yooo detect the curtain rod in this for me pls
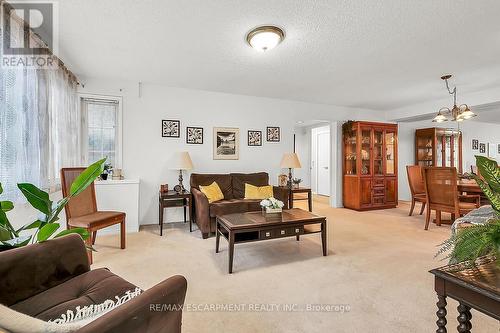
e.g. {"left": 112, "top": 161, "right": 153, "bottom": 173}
{"left": 0, "top": 0, "right": 80, "bottom": 85}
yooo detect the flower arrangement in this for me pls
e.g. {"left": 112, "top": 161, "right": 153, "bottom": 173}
{"left": 260, "top": 197, "right": 284, "bottom": 214}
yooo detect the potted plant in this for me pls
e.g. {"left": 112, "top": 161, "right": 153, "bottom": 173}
{"left": 260, "top": 197, "right": 285, "bottom": 214}
{"left": 437, "top": 156, "right": 500, "bottom": 267}
{"left": 101, "top": 162, "right": 112, "bottom": 180}
{"left": 0, "top": 158, "right": 106, "bottom": 251}
{"left": 292, "top": 178, "right": 302, "bottom": 189}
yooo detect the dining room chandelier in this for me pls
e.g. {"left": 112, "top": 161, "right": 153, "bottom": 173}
{"left": 432, "top": 75, "right": 476, "bottom": 122}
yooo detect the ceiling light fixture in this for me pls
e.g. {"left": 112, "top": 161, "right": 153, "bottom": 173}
{"left": 433, "top": 75, "right": 477, "bottom": 123}
{"left": 246, "top": 25, "right": 285, "bottom": 52}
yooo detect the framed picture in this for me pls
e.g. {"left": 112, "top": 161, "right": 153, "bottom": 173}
{"left": 488, "top": 143, "right": 497, "bottom": 158}
{"left": 278, "top": 174, "right": 288, "bottom": 187}
{"left": 479, "top": 143, "right": 486, "bottom": 154}
{"left": 213, "top": 127, "right": 239, "bottom": 160}
{"left": 472, "top": 139, "right": 479, "bottom": 150}
{"left": 162, "top": 120, "right": 180, "bottom": 138}
{"left": 267, "top": 126, "right": 280, "bottom": 142}
{"left": 248, "top": 130, "right": 262, "bottom": 146}
{"left": 186, "top": 127, "right": 203, "bottom": 144}
{"left": 498, "top": 144, "right": 500, "bottom": 154}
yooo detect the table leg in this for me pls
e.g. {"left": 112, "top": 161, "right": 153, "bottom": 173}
{"left": 289, "top": 191, "right": 294, "bottom": 209}
{"left": 296, "top": 235, "right": 300, "bottom": 241}
{"left": 159, "top": 202, "right": 163, "bottom": 236}
{"left": 228, "top": 231, "right": 235, "bottom": 274}
{"left": 215, "top": 219, "right": 220, "bottom": 253}
{"left": 308, "top": 191, "right": 312, "bottom": 212}
{"left": 189, "top": 198, "right": 193, "bottom": 232}
{"left": 183, "top": 198, "right": 187, "bottom": 223}
{"left": 457, "top": 303, "right": 472, "bottom": 333}
{"left": 436, "top": 295, "right": 447, "bottom": 333}
{"left": 321, "top": 221, "right": 327, "bottom": 256}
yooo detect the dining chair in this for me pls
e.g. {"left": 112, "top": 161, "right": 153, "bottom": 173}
{"left": 61, "top": 168, "right": 126, "bottom": 264}
{"left": 406, "top": 165, "right": 426, "bottom": 216}
{"left": 422, "top": 167, "right": 480, "bottom": 230}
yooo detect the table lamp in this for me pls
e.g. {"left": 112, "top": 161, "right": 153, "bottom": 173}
{"left": 280, "top": 153, "right": 302, "bottom": 188}
{"left": 170, "top": 151, "right": 194, "bottom": 193}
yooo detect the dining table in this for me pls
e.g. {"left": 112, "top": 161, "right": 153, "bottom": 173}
{"left": 457, "top": 178, "right": 483, "bottom": 195}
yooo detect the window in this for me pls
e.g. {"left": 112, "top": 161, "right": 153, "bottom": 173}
{"left": 81, "top": 96, "right": 122, "bottom": 168}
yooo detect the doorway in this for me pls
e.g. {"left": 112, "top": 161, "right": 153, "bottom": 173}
{"left": 311, "top": 125, "right": 330, "bottom": 196}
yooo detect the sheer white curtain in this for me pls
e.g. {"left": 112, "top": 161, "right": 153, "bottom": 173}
{"left": 0, "top": 5, "right": 80, "bottom": 201}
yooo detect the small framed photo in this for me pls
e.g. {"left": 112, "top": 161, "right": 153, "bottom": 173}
{"left": 267, "top": 126, "right": 280, "bottom": 142}
{"left": 479, "top": 143, "right": 486, "bottom": 154}
{"left": 186, "top": 127, "right": 203, "bottom": 144}
{"left": 498, "top": 144, "right": 500, "bottom": 154}
{"left": 247, "top": 130, "right": 262, "bottom": 146}
{"left": 472, "top": 139, "right": 479, "bottom": 150}
{"left": 162, "top": 120, "right": 180, "bottom": 138}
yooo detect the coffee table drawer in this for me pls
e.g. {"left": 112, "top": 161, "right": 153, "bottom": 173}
{"left": 260, "top": 230, "right": 274, "bottom": 239}
{"left": 273, "top": 226, "right": 304, "bottom": 238}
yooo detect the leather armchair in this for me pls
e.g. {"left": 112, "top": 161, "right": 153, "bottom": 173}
{"left": 0, "top": 234, "right": 187, "bottom": 333}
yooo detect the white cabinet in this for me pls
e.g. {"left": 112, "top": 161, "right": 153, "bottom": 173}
{"left": 94, "top": 179, "right": 140, "bottom": 234}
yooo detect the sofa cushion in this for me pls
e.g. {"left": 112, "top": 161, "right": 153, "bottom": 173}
{"left": 190, "top": 173, "right": 233, "bottom": 199}
{"left": 209, "top": 199, "right": 263, "bottom": 217}
{"left": 199, "top": 181, "right": 224, "bottom": 203}
{"left": 231, "top": 172, "right": 269, "bottom": 199}
{"left": 11, "top": 268, "right": 137, "bottom": 321}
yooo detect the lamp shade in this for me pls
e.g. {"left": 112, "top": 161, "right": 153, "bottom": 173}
{"left": 280, "top": 153, "right": 302, "bottom": 169}
{"left": 170, "top": 151, "right": 194, "bottom": 170}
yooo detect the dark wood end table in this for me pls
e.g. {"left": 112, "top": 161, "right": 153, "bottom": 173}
{"left": 159, "top": 190, "right": 192, "bottom": 236}
{"left": 215, "top": 208, "right": 327, "bottom": 273}
{"left": 430, "top": 257, "right": 500, "bottom": 332}
{"left": 281, "top": 187, "right": 312, "bottom": 211}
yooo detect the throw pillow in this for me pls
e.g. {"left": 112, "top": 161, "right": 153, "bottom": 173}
{"left": 244, "top": 183, "right": 274, "bottom": 200}
{"left": 199, "top": 182, "right": 224, "bottom": 203}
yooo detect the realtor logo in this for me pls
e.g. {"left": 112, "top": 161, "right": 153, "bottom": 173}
{"left": 1, "top": 1, "right": 58, "bottom": 68}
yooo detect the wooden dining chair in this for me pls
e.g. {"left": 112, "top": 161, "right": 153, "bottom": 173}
{"left": 406, "top": 165, "right": 426, "bottom": 216}
{"left": 422, "top": 167, "right": 480, "bottom": 230}
{"left": 61, "top": 168, "right": 126, "bottom": 264}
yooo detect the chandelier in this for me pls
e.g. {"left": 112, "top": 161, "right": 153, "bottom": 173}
{"left": 433, "top": 75, "right": 476, "bottom": 122}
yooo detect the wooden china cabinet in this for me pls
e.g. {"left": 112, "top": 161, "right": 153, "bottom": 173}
{"left": 415, "top": 127, "right": 462, "bottom": 173}
{"left": 343, "top": 121, "right": 398, "bottom": 210}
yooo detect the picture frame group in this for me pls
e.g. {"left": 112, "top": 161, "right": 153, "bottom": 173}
{"left": 162, "top": 119, "right": 281, "bottom": 160}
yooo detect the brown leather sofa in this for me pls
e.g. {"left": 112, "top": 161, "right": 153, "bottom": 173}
{"left": 190, "top": 172, "right": 289, "bottom": 239}
{"left": 0, "top": 234, "right": 187, "bottom": 333}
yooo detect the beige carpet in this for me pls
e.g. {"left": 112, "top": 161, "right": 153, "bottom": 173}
{"left": 92, "top": 198, "right": 498, "bottom": 332}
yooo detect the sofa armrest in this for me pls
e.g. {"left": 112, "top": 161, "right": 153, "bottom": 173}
{"left": 191, "top": 188, "right": 211, "bottom": 236}
{"left": 77, "top": 275, "right": 187, "bottom": 333}
{"left": 0, "top": 234, "right": 90, "bottom": 306}
{"left": 273, "top": 186, "right": 290, "bottom": 209}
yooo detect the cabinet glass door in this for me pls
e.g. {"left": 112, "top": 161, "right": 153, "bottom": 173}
{"left": 361, "top": 128, "right": 371, "bottom": 175}
{"left": 436, "top": 135, "right": 444, "bottom": 167}
{"left": 373, "top": 129, "right": 383, "bottom": 175}
{"left": 385, "top": 131, "right": 396, "bottom": 175}
{"left": 445, "top": 135, "right": 452, "bottom": 167}
{"left": 344, "top": 130, "right": 357, "bottom": 175}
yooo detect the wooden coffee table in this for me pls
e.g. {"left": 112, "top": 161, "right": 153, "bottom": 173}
{"left": 215, "top": 208, "right": 327, "bottom": 273}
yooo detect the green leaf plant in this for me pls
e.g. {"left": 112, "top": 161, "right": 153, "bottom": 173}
{"left": 436, "top": 156, "right": 500, "bottom": 267}
{"left": 0, "top": 158, "right": 106, "bottom": 250}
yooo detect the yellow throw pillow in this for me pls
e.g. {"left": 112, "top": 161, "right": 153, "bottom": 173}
{"left": 244, "top": 183, "right": 274, "bottom": 200}
{"left": 199, "top": 182, "right": 224, "bottom": 203}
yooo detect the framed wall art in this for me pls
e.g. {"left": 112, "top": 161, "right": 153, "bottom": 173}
{"left": 213, "top": 127, "right": 239, "bottom": 160}
{"left": 479, "top": 143, "right": 486, "bottom": 154}
{"left": 266, "top": 126, "right": 280, "bottom": 142}
{"left": 472, "top": 139, "right": 478, "bottom": 150}
{"left": 186, "top": 127, "right": 203, "bottom": 144}
{"left": 162, "top": 119, "right": 180, "bottom": 138}
{"left": 248, "top": 130, "right": 262, "bottom": 146}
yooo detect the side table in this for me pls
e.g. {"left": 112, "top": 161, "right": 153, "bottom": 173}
{"left": 159, "top": 190, "right": 192, "bottom": 236}
{"left": 282, "top": 187, "right": 312, "bottom": 212}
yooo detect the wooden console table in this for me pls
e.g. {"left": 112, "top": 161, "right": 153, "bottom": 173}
{"left": 158, "top": 190, "right": 192, "bottom": 236}
{"left": 430, "top": 257, "right": 499, "bottom": 332}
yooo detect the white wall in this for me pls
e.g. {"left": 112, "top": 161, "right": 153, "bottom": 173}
{"left": 78, "top": 77, "right": 380, "bottom": 225}
{"left": 398, "top": 119, "right": 500, "bottom": 201}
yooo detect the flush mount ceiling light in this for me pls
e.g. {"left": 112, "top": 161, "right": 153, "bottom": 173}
{"left": 432, "top": 75, "right": 477, "bottom": 123}
{"left": 246, "top": 25, "right": 285, "bottom": 52}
